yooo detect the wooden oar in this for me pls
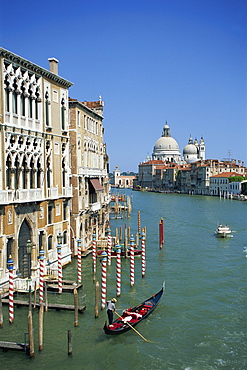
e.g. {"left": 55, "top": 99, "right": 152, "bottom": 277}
{"left": 114, "top": 311, "right": 153, "bottom": 343}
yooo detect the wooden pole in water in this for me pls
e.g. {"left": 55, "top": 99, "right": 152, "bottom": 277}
{"left": 0, "top": 294, "right": 3, "bottom": 327}
{"left": 138, "top": 211, "right": 141, "bottom": 236}
{"left": 92, "top": 233, "right": 97, "bottom": 282}
{"left": 119, "top": 226, "right": 122, "bottom": 242}
{"left": 128, "top": 227, "right": 131, "bottom": 243}
{"left": 124, "top": 224, "right": 128, "bottom": 258}
{"left": 68, "top": 330, "right": 72, "bottom": 356}
{"left": 28, "top": 286, "right": 34, "bottom": 357}
{"left": 115, "top": 228, "right": 119, "bottom": 243}
{"left": 95, "top": 281, "right": 99, "bottom": 318}
{"left": 39, "top": 304, "right": 44, "bottom": 351}
{"left": 33, "top": 281, "right": 37, "bottom": 309}
{"left": 74, "top": 288, "right": 78, "bottom": 327}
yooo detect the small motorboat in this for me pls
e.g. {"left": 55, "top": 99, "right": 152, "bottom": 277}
{"left": 103, "top": 282, "right": 165, "bottom": 335}
{"left": 215, "top": 224, "right": 232, "bottom": 238}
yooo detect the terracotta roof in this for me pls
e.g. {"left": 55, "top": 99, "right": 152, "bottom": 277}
{"left": 210, "top": 172, "right": 239, "bottom": 178}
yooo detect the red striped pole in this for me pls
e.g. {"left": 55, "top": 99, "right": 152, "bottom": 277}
{"left": 101, "top": 251, "right": 107, "bottom": 309}
{"left": 39, "top": 247, "right": 45, "bottom": 303}
{"left": 141, "top": 231, "right": 146, "bottom": 278}
{"left": 57, "top": 243, "right": 62, "bottom": 294}
{"left": 116, "top": 244, "right": 121, "bottom": 297}
{"left": 159, "top": 218, "right": 164, "bottom": 249}
{"left": 107, "top": 228, "right": 112, "bottom": 266}
{"left": 92, "top": 233, "right": 97, "bottom": 280}
{"left": 7, "top": 255, "right": 14, "bottom": 323}
{"left": 130, "top": 235, "right": 135, "bottom": 286}
{"left": 77, "top": 238, "right": 82, "bottom": 283}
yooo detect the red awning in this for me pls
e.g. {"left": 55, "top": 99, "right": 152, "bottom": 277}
{"left": 89, "top": 178, "right": 104, "bottom": 191}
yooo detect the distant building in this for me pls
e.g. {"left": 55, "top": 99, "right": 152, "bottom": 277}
{"left": 113, "top": 166, "right": 136, "bottom": 188}
{"left": 135, "top": 120, "right": 246, "bottom": 195}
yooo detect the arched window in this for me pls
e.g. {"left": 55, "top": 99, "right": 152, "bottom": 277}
{"left": 6, "top": 155, "right": 11, "bottom": 188}
{"left": 4, "top": 78, "right": 10, "bottom": 112}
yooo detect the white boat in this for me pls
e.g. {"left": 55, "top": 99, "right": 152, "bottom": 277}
{"left": 215, "top": 224, "right": 232, "bottom": 238}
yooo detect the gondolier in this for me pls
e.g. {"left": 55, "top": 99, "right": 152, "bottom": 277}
{"left": 104, "top": 282, "right": 165, "bottom": 335}
{"left": 107, "top": 298, "right": 117, "bottom": 326}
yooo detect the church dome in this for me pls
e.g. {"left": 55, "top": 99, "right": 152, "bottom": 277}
{"left": 154, "top": 136, "right": 179, "bottom": 152}
{"left": 152, "top": 122, "right": 181, "bottom": 163}
{"left": 183, "top": 143, "right": 197, "bottom": 155}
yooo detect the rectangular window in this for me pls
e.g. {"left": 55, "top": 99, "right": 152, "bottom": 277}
{"left": 77, "top": 110, "right": 80, "bottom": 127}
{"left": 53, "top": 90, "right": 58, "bottom": 102}
{"left": 56, "top": 203, "right": 60, "bottom": 216}
{"left": 48, "top": 204, "right": 53, "bottom": 224}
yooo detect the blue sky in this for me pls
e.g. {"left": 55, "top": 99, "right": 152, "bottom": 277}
{"left": 1, "top": 0, "right": 246, "bottom": 172}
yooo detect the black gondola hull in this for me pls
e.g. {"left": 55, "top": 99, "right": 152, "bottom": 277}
{"left": 103, "top": 283, "right": 164, "bottom": 335}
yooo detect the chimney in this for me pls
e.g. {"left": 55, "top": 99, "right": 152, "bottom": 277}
{"left": 48, "top": 57, "right": 59, "bottom": 75}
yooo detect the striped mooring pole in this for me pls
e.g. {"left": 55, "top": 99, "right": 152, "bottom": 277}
{"left": 101, "top": 251, "right": 107, "bottom": 310}
{"left": 92, "top": 233, "right": 97, "bottom": 279}
{"left": 39, "top": 247, "right": 45, "bottom": 303}
{"left": 141, "top": 230, "right": 146, "bottom": 278}
{"left": 116, "top": 244, "right": 121, "bottom": 297}
{"left": 107, "top": 228, "right": 112, "bottom": 266}
{"left": 7, "top": 255, "right": 14, "bottom": 323}
{"left": 130, "top": 235, "right": 135, "bottom": 286}
{"left": 57, "top": 237, "right": 63, "bottom": 294}
{"left": 77, "top": 238, "right": 82, "bottom": 283}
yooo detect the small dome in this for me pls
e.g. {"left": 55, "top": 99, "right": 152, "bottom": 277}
{"left": 183, "top": 144, "right": 197, "bottom": 155}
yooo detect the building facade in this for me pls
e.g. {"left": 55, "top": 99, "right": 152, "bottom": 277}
{"left": 113, "top": 166, "right": 136, "bottom": 188}
{"left": 0, "top": 48, "right": 73, "bottom": 290}
{"left": 69, "top": 98, "right": 110, "bottom": 253}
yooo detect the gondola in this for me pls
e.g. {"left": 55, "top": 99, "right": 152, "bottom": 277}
{"left": 103, "top": 282, "right": 165, "bottom": 335}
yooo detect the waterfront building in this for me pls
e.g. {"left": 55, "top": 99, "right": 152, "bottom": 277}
{"left": 113, "top": 166, "right": 136, "bottom": 188}
{"left": 0, "top": 48, "right": 73, "bottom": 290}
{"left": 69, "top": 97, "right": 110, "bottom": 253}
{"left": 209, "top": 172, "right": 244, "bottom": 197}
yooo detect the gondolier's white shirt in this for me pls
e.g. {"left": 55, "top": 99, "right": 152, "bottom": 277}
{"left": 107, "top": 301, "right": 115, "bottom": 311}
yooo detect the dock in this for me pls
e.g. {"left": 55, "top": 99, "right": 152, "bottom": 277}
{"left": 1, "top": 299, "right": 86, "bottom": 313}
{"left": 44, "top": 279, "right": 82, "bottom": 292}
{"left": 0, "top": 341, "right": 29, "bottom": 353}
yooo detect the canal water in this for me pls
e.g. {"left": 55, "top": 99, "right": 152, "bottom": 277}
{"left": 0, "top": 191, "right": 246, "bottom": 369}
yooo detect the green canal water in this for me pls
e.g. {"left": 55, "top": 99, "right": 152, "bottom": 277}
{"left": 0, "top": 191, "right": 246, "bottom": 369}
